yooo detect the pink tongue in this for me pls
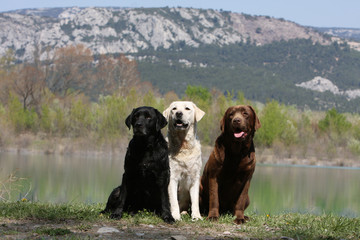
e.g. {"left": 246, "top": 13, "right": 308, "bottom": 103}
{"left": 234, "top": 132, "right": 245, "bottom": 138}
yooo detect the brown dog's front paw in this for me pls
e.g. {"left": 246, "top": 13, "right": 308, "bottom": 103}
{"left": 234, "top": 218, "right": 245, "bottom": 224}
{"left": 234, "top": 216, "right": 249, "bottom": 225}
{"left": 207, "top": 216, "right": 219, "bottom": 222}
{"left": 207, "top": 209, "right": 219, "bottom": 221}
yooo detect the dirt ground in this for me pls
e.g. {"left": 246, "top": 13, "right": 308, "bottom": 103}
{"left": 1, "top": 219, "right": 255, "bottom": 240}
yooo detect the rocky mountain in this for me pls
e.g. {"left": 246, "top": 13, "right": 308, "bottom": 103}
{"left": 315, "top": 27, "right": 360, "bottom": 41}
{"left": 296, "top": 76, "right": 360, "bottom": 100}
{"left": 1, "top": 7, "right": 330, "bottom": 61}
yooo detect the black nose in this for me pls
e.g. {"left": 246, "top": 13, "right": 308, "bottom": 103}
{"left": 135, "top": 122, "right": 143, "bottom": 128}
{"left": 176, "top": 111, "right": 183, "bottom": 118}
{"left": 233, "top": 118, "right": 241, "bottom": 124}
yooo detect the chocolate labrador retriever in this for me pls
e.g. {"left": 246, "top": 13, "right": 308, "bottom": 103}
{"left": 200, "top": 105, "right": 261, "bottom": 224}
{"left": 101, "top": 106, "right": 174, "bottom": 224}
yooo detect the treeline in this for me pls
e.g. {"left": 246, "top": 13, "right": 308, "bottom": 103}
{"left": 0, "top": 44, "right": 360, "bottom": 162}
{"left": 1, "top": 84, "right": 360, "bottom": 161}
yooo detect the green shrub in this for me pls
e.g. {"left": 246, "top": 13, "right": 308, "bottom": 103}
{"left": 8, "top": 93, "right": 38, "bottom": 133}
{"left": 96, "top": 94, "right": 127, "bottom": 138}
{"left": 71, "top": 99, "right": 92, "bottom": 136}
{"left": 255, "top": 100, "right": 289, "bottom": 147}
{"left": 318, "top": 108, "right": 351, "bottom": 134}
{"left": 40, "top": 104, "right": 52, "bottom": 133}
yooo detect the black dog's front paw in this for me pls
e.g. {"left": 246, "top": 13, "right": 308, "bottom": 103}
{"left": 110, "top": 209, "right": 123, "bottom": 219}
{"left": 162, "top": 213, "right": 175, "bottom": 224}
{"left": 110, "top": 213, "right": 122, "bottom": 219}
{"left": 100, "top": 208, "right": 110, "bottom": 215}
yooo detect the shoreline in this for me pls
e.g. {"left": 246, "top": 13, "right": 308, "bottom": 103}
{"left": 1, "top": 144, "right": 359, "bottom": 169}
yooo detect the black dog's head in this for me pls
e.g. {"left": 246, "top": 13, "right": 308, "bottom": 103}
{"left": 125, "top": 106, "right": 167, "bottom": 137}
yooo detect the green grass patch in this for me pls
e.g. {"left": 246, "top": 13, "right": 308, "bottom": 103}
{"left": 0, "top": 202, "right": 359, "bottom": 239}
{"left": 34, "top": 227, "right": 71, "bottom": 236}
{"left": 0, "top": 202, "right": 104, "bottom": 221}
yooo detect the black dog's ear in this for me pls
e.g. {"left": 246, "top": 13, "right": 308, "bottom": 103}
{"left": 125, "top": 109, "right": 135, "bottom": 130}
{"left": 155, "top": 109, "right": 168, "bottom": 131}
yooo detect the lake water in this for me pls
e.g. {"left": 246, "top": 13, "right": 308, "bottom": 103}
{"left": 0, "top": 152, "right": 359, "bottom": 217}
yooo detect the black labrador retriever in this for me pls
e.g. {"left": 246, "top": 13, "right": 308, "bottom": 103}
{"left": 101, "top": 106, "right": 174, "bottom": 223}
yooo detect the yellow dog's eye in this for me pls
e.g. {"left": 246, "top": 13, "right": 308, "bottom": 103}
{"left": 172, "top": 107, "right": 177, "bottom": 111}
{"left": 185, "top": 107, "right": 190, "bottom": 111}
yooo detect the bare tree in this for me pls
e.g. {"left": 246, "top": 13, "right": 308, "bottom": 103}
{"left": 48, "top": 44, "right": 93, "bottom": 96}
{"left": 11, "top": 64, "right": 46, "bottom": 110}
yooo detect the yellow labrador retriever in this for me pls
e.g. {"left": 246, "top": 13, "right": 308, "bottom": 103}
{"left": 163, "top": 101, "right": 205, "bottom": 220}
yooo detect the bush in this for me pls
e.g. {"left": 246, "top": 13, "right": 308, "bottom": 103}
{"left": 255, "top": 100, "right": 296, "bottom": 147}
{"left": 8, "top": 93, "right": 38, "bottom": 133}
{"left": 95, "top": 94, "right": 127, "bottom": 138}
{"left": 69, "top": 98, "right": 93, "bottom": 137}
{"left": 40, "top": 104, "right": 52, "bottom": 133}
{"left": 318, "top": 108, "right": 352, "bottom": 145}
{"left": 318, "top": 108, "right": 352, "bottom": 134}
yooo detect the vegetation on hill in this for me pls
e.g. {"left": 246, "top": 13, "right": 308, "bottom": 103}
{"left": 133, "top": 38, "right": 360, "bottom": 112}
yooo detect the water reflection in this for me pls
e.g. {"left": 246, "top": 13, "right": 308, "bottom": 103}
{"left": 0, "top": 152, "right": 359, "bottom": 217}
{"left": 250, "top": 164, "right": 360, "bottom": 217}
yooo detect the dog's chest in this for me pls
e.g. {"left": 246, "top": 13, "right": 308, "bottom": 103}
{"left": 127, "top": 150, "right": 164, "bottom": 176}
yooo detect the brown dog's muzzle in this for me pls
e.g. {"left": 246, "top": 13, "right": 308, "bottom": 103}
{"left": 231, "top": 116, "right": 248, "bottom": 139}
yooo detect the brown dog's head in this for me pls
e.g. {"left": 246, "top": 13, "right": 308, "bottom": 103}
{"left": 220, "top": 105, "right": 261, "bottom": 141}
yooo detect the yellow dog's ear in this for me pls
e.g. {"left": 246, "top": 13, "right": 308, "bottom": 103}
{"left": 193, "top": 103, "right": 205, "bottom": 122}
{"left": 162, "top": 106, "right": 171, "bottom": 120}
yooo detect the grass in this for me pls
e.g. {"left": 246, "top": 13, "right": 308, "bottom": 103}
{"left": 0, "top": 202, "right": 359, "bottom": 239}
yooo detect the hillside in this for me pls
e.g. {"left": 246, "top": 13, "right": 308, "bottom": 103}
{"left": 132, "top": 39, "right": 360, "bottom": 112}
{"left": 1, "top": 7, "right": 360, "bottom": 112}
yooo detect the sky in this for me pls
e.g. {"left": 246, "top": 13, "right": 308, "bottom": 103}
{"left": 0, "top": 0, "right": 360, "bottom": 29}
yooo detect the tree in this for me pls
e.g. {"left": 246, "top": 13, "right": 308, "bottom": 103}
{"left": 185, "top": 85, "right": 211, "bottom": 104}
{"left": 0, "top": 49, "right": 16, "bottom": 103}
{"left": 11, "top": 64, "right": 46, "bottom": 110}
{"left": 113, "top": 54, "right": 141, "bottom": 96}
{"left": 48, "top": 44, "right": 93, "bottom": 96}
{"left": 255, "top": 100, "right": 288, "bottom": 147}
{"left": 318, "top": 108, "right": 351, "bottom": 135}
{"left": 94, "top": 54, "right": 141, "bottom": 97}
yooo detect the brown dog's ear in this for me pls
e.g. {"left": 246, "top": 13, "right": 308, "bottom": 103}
{"left": 220, "top": 115, "right": 226, "bottom": 133}
{"left": 248, "top": 105, "right": 261, "bottom": 131}
{"left": 220, "top": 107, "right": 232, "bottom": 133}
{"left": 155, "top": 109, "right": 168, "bottom": 131}
{"left": 125, "top": 109, "right": 135, "bottom": 130}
